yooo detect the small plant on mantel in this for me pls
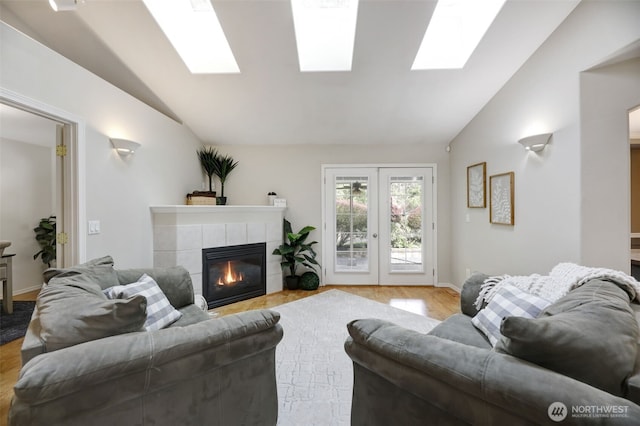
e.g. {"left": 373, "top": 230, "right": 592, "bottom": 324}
{"left": 196, "top": 146, "right": 218, "bottom": 194}
{"left": 212, "top": 153, "right": 239, "bottom": 205}
{"left": 272, "top": 219, "right": 320, "bottom": 290}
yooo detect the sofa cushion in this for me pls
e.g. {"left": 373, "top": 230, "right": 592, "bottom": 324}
{"left": 43, "top": 255, "right": 119, "bottom": 288}
{"left": 495, "top": 279, "right": 638, "bottom": 396}
{"left": 104, "top": 274, "right": 182, "bottom": 330}
{"left": 628, "top": 304, "right": 640, "bottom": 404}
{"left": 37, "top": 275, "right": 147, "bottom": 352}
{"left": 460, "top": 273, "right": 489, "bottom": 316}
{"left": 428, "top": 314, "right": 492, "bottom": 349}
{"left": 115, "top": 266, "right": 194, "bottom": 309}
{"left": 174, "top": 304, "right": 211, "bottom": 327}
{"left": 471, "top": 284, "right": 552, "bottom": 346}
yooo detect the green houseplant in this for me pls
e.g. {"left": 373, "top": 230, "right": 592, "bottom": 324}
{"left": 212, "top": 153, "right": 239, "bottom": 205}
{"left": 33, "top": 215, "right": 56, "bottom": 267}
{"left": 272, "top": 219, "right": 320, "bottom": 290}
{"left": 196, "top": 146, "right": 218, "bottom": 194}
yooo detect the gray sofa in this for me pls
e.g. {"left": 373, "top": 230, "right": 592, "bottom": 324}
{"left": 345, "top": 273, "right": 640, "bottom": 425}
{"left": 9, "top": 256, "right": 283, "bottom": 426}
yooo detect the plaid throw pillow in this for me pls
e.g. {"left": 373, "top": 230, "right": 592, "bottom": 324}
{"left": 471, "top": 284, "right": 551, "bottom": 346}
{"left": 104, "top": 274, "right": 182, "bottom": 331}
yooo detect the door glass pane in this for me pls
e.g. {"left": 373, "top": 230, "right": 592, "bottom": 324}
{"left": 335, "top": 177, "right": 369, "bottom": 272}
{"left": 389, "top": 176, "right": 423, "bottom": 272}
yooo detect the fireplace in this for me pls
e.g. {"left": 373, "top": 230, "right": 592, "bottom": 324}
{"left": 202, "top": 243, "right": 266, "bottom": 309}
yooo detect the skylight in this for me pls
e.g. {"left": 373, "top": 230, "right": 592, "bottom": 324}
{"left": 412, "top": 0, "right": 506, "bottom": 70}
{"left": 291, "top": 0, "right": 359, "bottom": 72}
{"left": 142, "top": 0, "right": 239, "bottom": 74}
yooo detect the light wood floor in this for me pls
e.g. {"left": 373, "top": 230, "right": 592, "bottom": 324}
{"left": 0, "top": 285, "right": 460, "bottom": 423}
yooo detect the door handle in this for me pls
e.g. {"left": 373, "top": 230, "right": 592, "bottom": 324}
{"left": 372, "top": 233, "right": 378, "bottom": 238}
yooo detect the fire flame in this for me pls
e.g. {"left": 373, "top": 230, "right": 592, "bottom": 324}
{"left": 217, "top": 261, "right": 243, "bottom": 286}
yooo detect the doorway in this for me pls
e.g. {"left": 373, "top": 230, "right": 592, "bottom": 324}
{"left": 0, "top": 89, "right": 83, "bottom": 287}
{"left": 323, "top": 165, "right": 436, "bottom": 286}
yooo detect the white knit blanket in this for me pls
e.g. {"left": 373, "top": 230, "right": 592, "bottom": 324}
{"left": 475, "top": 262, "right": 640, "bottom": 310}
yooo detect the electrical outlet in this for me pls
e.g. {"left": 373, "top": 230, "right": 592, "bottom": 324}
{"left": 88, "top": 220, "right": 101, "bottom": 235}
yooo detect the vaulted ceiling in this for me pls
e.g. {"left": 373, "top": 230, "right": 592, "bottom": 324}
{"left": 0, "top": 0, "right": 581, "bottom": 146}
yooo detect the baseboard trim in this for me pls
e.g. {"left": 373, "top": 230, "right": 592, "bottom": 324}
{"left": 436, "top": 282, "right": 461, "bottom": 293}
{"left": 10, "top": 284, "right": 43, "bottom": 297}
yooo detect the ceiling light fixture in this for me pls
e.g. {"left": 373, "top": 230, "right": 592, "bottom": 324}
{"left": 142, "top": 0, "right": 239, "bottom": 74}
{"left": 412, "top": 0, "right": 506, "bottom": 70}
{"left": 49, "top": 0, "right": 80, "bottom": 12}
{"left": 518, "top": 133, "right": 552, "bottom": 152}
{"left": 291, "top": 0, "right": 359, "bottom": 72}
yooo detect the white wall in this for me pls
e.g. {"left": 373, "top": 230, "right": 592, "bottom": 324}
{"left": 449, "top": 1, "right": 640, "bottom": 287}
{"left": 209, "top": 143, "right": 453, "bottom": 285}
{"left": 0, "top": 138, "right": 54, "bottom": 292}
{"left": 1, "top": 22, "right": 204, "bottom": 271}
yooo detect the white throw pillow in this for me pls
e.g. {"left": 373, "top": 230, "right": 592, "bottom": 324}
{"left": 471, "top": 284, "right": 551, "bottom": 346}
{"left": 104, "top": 274, "right": 182, "bottom": 331}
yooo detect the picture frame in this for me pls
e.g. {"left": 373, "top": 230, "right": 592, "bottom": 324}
{"left": 467, "top": 162, "right": 486, "bottom": 208}
{"left": 490, "top": 172, "right": 514, "bottom": 225}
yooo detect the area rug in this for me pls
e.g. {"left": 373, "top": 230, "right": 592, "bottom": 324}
{"left": 0, "top": 301, "right": 36, "bottom": 345}
{"left": 272, "top": 290, "right": 440, "bottom": 426}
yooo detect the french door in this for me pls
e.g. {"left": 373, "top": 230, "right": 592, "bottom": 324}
{"left": 323, "top": 166, "right": 435, "bottom": 285}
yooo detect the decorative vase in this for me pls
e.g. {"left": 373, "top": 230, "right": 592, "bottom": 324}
{"left": 285, "top": 275, "right": 300, "bottom": 290}
{"left": 299, "top": 271, "right": 320, "bottom": 291}
{"left": 216, "top": 196, "right": 227, "bottom": 205}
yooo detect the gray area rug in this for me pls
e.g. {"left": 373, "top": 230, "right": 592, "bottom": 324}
{"left": 272, "top": 289, "right": 440, "bottom": 426}
{"left": 1, "top": 301, "right": 36, "bottom": 345}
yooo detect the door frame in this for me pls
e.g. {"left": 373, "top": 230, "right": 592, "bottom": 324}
{"left": 321, "top": 163, "right": 438, "bottom": 286}
{"left": 1, "top": 87, "right": 86, "bottom": 266}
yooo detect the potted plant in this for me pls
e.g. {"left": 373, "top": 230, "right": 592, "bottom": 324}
{"left": 212, "top": 153, "right": 239, "bottom": 205}
{"left": 33, "top": 215, "right": 56, "bottom": 267}
{"left": 196, "top": 146, "right": 218, "bottom": 197}
{"left": 272, "top": 219, "right": 320, "bottom": 290}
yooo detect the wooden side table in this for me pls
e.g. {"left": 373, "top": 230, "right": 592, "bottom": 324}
{"left": 1, "top": 254, "right": 15, "bottom": 314}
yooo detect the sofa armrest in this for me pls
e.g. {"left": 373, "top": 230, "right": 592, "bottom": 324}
{"left": 460, "top": 272, "right": 488, "bottom": 316}
{"left": 20, "top": 308, "right": 44, "bottom": 365}
{"left": 116, "top": 266, "right": 194, "bottom": 309}
{"left": 12, "top": 310, "right": 282, "bottom": 410}
{"left": 345, "top": 318, "right": 640, "bottom": 425}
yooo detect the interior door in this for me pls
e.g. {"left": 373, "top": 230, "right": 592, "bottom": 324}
{"left": 323, "top": 166, "right": 435, "bottom": 286}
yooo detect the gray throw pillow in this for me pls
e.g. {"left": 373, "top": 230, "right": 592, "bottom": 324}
{"left": 495, "top": 279, "right": 639, "bottom": 396}
{"left": 37, "top": 275, "right": 147, "bottom": 352}
{"left": 43, "top": 255, "right": 119, "bottom": 288}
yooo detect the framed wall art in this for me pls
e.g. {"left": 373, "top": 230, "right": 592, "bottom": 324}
{"left": 467, "top": 162, "right": 486, "bottom": 208}
{"left": 490, "top": 172, "right": 514, "bottom": 225}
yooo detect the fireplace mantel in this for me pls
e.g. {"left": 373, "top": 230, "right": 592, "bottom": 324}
{"left": 151, "top": 205, "right": 286, "bottom": 214}
{"left": 150, "top": 205, "right": 286, "bottom": 297}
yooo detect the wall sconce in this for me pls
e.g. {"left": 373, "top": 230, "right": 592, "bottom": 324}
{"left": 110, "top": 138, "right": 141, "bottom": 156}
{"left": 518, "top": 133, "right": 552, "bottom": 152}
{"left": 49, "top": 0, "right": 80, "bottom": 11}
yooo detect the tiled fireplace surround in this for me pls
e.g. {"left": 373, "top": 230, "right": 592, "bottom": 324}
{"left": 150, "top": 205, "right": 286, "bottom": 297}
